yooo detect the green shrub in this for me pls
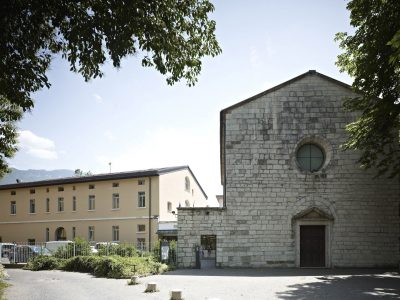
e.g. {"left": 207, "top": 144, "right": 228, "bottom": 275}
{"left": 24, "top": 256, "right": 63, "bottom": 271}
{"left": 97, "top": 243, "right": 139, "bottom": 257}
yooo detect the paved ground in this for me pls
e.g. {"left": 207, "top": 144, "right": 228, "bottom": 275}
{"left": 4, "top": 268, "right": 400, "bottom": 300}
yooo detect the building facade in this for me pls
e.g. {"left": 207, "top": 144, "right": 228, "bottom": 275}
{"left": 177, "top": 71, "right": 400, "bottom": 268}
{"left": 0, "top": 166, "right": 208, "bottom": 249}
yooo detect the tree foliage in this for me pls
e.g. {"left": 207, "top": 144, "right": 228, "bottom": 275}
{"left": 0, "top": 0, "right": 221, "bottom": 177}
{"left": 336, "top": 0, "right": 400, "bottom": 177}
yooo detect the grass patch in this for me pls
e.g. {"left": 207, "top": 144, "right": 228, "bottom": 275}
{"left": 24, "top": 255, "right": 168, "bottom": 279}
{"left": 0, "top": 281, "right": 10, "bottom": 300}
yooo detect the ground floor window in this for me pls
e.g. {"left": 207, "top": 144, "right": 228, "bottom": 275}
{"left": 137, "top": 238, "right": 146, "bottom": 251}
{"left": 112, "top": 225, "right": 119, "bottom": 241}
{"left": 88, "top": 226, "right": 95, "bottom": 241}
{"left": 45, "top": 228, "right": 49, "bottom": 242}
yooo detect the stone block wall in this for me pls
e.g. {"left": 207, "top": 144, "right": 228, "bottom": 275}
{"left": 177, "top": 72, "right": 399, "bottom": 268}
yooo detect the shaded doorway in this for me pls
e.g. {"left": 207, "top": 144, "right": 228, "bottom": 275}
{"left": 55, "top": 227, "right": 67, "bottom": 241}
{"left": 300, "top": 225, "right": 325, "bottom": 267}
{"left": 200, "top": 235, "right": 216, "bottom": 268}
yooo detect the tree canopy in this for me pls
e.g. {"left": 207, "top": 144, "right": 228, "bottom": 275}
{"left": 0, "top": 0, "right": 221, "bottom": 177}
{"left": 336, "top": 0, "right": 400, "bottom": 177}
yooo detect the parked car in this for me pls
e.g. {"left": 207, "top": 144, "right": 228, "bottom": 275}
{"left": 14, "top": 245, "right": 51, "bottom": 263}
{"left": 45, "top": 241, "right": 73, "bottom": 253}
{"left": 0, "top": 243, "right": 16, "bottom": 264}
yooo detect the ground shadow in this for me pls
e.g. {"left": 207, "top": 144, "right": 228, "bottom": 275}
{"left": 276, "top": 272, "right": 400, "bottom": 299}
{"left": 164, "top": 267, "right": 399, "bottom": 278}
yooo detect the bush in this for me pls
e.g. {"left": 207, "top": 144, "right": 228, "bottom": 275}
{"left": 96, "top": 243, "right": 139, "bottom": 257}
{"left": 62, "top": 255, "right": 167, "bottom": 278}
{"left": 24, "top": 256, "right": 63, "bottom": 271}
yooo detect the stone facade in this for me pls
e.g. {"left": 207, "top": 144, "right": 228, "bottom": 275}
{"left": 177, "top": 71, "right": 399, "bottom": 268}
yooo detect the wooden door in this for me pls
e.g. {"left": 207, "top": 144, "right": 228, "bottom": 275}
{"left": 300, "top": 225, "right": 325, "bottom": 267}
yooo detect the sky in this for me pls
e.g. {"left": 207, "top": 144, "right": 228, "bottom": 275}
{"left": 9, "top": 0, "right": 354, "bottom": 201}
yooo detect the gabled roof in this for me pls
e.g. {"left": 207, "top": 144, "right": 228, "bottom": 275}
{"left": 220, "top": 70, "right": 354, "bottom": 185}
{"left": 0, "top": 165, "right": 208, "bottom": 199}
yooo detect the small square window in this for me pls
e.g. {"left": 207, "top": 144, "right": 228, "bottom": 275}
{"left": 46, "top": 188, "right": 50, "bottom": 193}
{"left": 30, "top": 189, "right": 35, "bottom": 194}
{"left": 112, "top": 182, "right": 119, "bottom": 187}
{"left": 89, "top": 184, "right": 95, "bottom": 189}
{"left": 58, "top": 186, "right": 64, "bottom": 192}
{"left": 137, "top": 224, "right": 146, "bottom": 232}
{"left": 138, "top": 180, "right": 145, "bottom": 185}
{"left": 72, "top": 186, "right": 76, "bottom": 191}
{"left": 10, "top": 191, "right": 16, "bottom": 196}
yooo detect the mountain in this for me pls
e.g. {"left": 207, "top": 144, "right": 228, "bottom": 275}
{"left": 0, "top": 168, "right": 74, "bottom": 185}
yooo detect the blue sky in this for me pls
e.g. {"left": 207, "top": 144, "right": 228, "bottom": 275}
{"left": 10, "top": 0, "right": 353, "bottom": 200}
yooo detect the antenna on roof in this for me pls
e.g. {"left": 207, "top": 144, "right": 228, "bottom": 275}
{"left": 109, "top": 162, "right": 112, "bottom": 173}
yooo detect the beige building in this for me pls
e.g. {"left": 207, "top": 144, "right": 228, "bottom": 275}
{"left": 0, "top": 166, "right": 208, "bottom": 249}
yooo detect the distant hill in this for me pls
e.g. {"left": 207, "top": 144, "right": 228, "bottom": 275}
{"left": 0, "top": 168, "right": 74, "bottom": 185}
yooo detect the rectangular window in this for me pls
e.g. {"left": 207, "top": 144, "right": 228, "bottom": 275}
{"left": 29, "top": 199, "right": 35, "bottom": 213}
{"left": 27, "top": 239, "right": 35, "bottom": 245}
{"left": 58, "top": 197, "right": 64, "bottom": 212}
{"left": 11, "top": 190, "right": 16, "bottom": 195}
{"left": 46, "top": 228, "right": 49, "bottom": 242}
{"left": 30, "top": 189, "right": 35, "bottom": 194}
{"left": 112, "top": 182, "right": 119, "bottom": 187}
{"left": 137, "top": 224, "right": 146, "bottom": 232}
{"left": 46, "top": 198, "right": 50, "bottom": 212}
{"left": 72, "top": 227, "right": 76, "bottom": 239}
{"left": 112, "top": 226, "right": 119, "bottom": 241}
{"left": 138, "top": 180, "right": 145, "bottom": 185}
{"left": 10, "top": 201, "right": 16, "bottom": 215}
{"left": 88, "top": 195, "right": 95, "bottom": 211}
{"left": 167, "top": 201, "right": 172, "bottom": 213}
{"left": 112, "top": 193, "right": 119, "bottom": 209}
{"left": 46, "top": 188, "right": 49, "bottom": 193}
{"left": 88, "top": 226, "right": 95, "bottom": 241}
{"left": 89, "top": 184, "right": 95, "bottom": 190}
{"left": 72, "top": 186, "right": 76, "bottom": 191}
{"left": 137, "top": 238, "right": 146, "bottom": 251}
{"left": 138, "top": 192, "right": 145, "bottom": 208}
{"left": 72, "top": 196, "right": 76, "bottom": 211}
{"left": 58, "top": 186, "right": 64, "bottom": 192}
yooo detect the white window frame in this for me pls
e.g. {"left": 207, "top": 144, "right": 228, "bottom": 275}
{"left": 88, "top": 195, "right": 95, "bottom": 211}
{"left": 112, "top": 225, "right": 119, "bottom": 242}
{"left": 10, "top": 201, "right": 16, "bottom": 215}
{"left": 58, "top": 197, "right": 64, "bottom": 212}
{"left": 29, "top": 199, "right": 35, "bottom": 214}
{"left": 112, "top": 193, "right": 120, "bottom": 210}
{"left": 138, "top": 192, "right": 145, "bottom": 208}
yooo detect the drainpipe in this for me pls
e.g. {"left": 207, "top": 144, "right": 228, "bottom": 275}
{"left": 148, "top": 177, "right": 152, "bottom": 251}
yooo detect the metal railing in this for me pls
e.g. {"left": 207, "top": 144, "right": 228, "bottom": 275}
{"left": 0, "top": 240, "right": 177, "bottom": 265}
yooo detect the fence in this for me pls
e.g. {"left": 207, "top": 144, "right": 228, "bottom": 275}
{"left": 0, "top": 240, "right": 177, "bottom": 265}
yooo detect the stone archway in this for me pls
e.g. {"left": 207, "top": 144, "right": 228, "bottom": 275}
{"left": 292, "top": 207, "right": 334, "bottom": 268}
{"left": 55, "top": 227, "right": 67, "bottom": 241}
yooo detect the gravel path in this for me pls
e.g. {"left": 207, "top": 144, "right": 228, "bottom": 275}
{"left": 4, "top": 268, "right": 400, "bottom": 300}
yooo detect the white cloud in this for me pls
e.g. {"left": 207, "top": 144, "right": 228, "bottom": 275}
{"left": 93, "top": 93, "right": 103, "bottom": 103}
{"left": 18, "top": 130, "right": 58, "bottom": 160}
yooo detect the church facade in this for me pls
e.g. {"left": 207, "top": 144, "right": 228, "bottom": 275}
{"left": 177, "top": 70, "right": 399, "bottom": 268}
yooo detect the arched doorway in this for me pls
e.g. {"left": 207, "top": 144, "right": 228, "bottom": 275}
{"left": 292, "top": 207, "right": 333, "bottom": 268}
{"left": 55, "top": 227, "right": 67, "bottom": 241}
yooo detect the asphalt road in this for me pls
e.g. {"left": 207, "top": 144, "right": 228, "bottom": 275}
{"left": 4, "top": 268, "right": 400, "bottom": 300}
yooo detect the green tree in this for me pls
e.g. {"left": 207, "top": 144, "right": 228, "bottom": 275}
{"left": 336, "top": 0, "right": 400, "bottom": 177}
{"left": 0, "top": 0, "right": 221, "bottom": 177}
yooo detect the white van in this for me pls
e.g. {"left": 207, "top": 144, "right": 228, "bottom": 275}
{"left": 0, "top": 243, "right": 16, "bottom": 264}
{"left": 45, "top": 241, "right": 73, "bottom": 253}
